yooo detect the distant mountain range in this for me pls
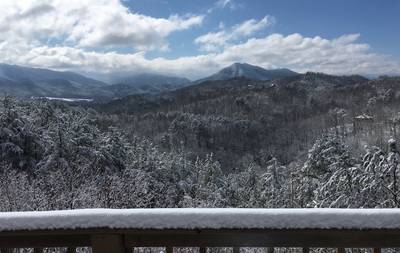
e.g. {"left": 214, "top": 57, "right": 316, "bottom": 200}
{"left": 0, "top": 64, "right": 192, "bottom": 99}
{"left": 0, "top": 64, "right": 110, "bottom": 98}
{"left": 194, "top": 63, "right": 298, "bottom": 84}
{"left": 0, "top": 62, "right": 373, "bottom": 100}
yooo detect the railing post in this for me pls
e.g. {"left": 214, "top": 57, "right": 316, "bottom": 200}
{"left": 91, "top": 234, "right": 125, "bottom": 253}
{"left": 302, "top": 247, "right": 309, "bottom": 253}
{"left": 373, "top": 248, "right": 381, "bottom": 253}
{"left": 337, "top": 248, "right": 345, "bottom": 253}
{"left": 267, "top": 248, "right": 274, "bottom": 253}
{"left": 0, "top": 249, "right": 12, "bottom": 253}
{"left": 233, "top": 247, "right": 240, "bottom": 253}
{"left": 200, "top": 247, "right": 207, "bottom": 253}
{"left": 166, "top": 246, "right": 173, "bottom": 253}
{"left": 33, "top": 248, "right": 43, "bottom": 253}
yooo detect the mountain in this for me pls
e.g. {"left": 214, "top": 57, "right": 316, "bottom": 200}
{"left": 0, "top": 64, "right": 111, "bottom": 98}
{"left": 0, "top": 64, "right": 106, "bottom": 86}
{"left": 98, "top": 72, "right": 374, "bottom": 168}
{"left": 0, "top": 64, "right": 194, "bottom": 99}
{"left": 101, "top": 72, "right": 368, "bottom": 115}
{"left": 195, "top": 63, "right": 298, "bottom": 83}
{"left": 105, "top": 73, "right": 191, "bottom": 97}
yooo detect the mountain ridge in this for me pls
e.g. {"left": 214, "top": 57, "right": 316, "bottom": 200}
{"left": 101, "top": 71, "right": 371, "bottom": 115}
{"left": 194, "top": 63, "right": 298, "bottom": 83}
{"left": 0, "top": 64, "right": 192, "bottom": 99}
{"left": 0, "top": 63, "right": 106, "bottom": 87}
{"left": 0, "top": 63, "right": 112, "bottom": 98}
{"left": 105, "top": 73, "right": 191, "bottom": 97}
{"left": 0, "top": 63, "right": 374, "bottom": 100}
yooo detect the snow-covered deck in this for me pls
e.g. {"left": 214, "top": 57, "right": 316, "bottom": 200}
{"left": 1, "top": 208, "right": 400, "bottom": 231}
{"left": 1, "top": 209, "right": 400, "bottom": 253}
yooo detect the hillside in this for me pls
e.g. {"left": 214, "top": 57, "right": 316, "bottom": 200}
{"left": 98, "top": 73, "right": 400, "bottom": 169}
{"left": 3, "top": 94, "right": 400, "bottom": 209}
{"left": 2, "top": 74, "right": 400, "bottom": 210}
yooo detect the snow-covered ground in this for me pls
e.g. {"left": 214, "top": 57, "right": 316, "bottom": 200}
{"left": 31, "top": 97, "right": 94, "bottom": 102}
{"left": 1, "top": 209, "right": 400, "bottom": 231}
{"left": 44, "top": 97, "right": 94, "bottom": 102}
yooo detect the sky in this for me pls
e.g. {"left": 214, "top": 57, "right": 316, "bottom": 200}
{"left": 0, "top": 0, "right": 399, "bottom": 80}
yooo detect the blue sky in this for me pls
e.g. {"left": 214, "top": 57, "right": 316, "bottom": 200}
{"left": 125, "top": 0, "right": 400, "bottom": 59}
{"left": 0, "top": 0, "right": 399, "bottom": 79}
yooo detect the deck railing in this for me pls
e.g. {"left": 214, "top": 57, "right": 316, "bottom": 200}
{"left": 1, "top": 209, "right": 400, "bottom": 253}
{"left": 0, "top": 227, "right": 398, "bottom": 253}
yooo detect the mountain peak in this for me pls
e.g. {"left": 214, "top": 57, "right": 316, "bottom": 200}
{"left": 229, "top": 62, "right": 253, "bottom": 68}
{"left": 195, "top": 63, "right": 298, "bottom": 83}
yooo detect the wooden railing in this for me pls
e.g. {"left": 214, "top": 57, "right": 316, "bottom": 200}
{"left": 0, "top": 228, "right": 399, "bottom": 253}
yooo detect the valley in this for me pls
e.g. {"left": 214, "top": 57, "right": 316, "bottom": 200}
{"left": 1, "top": 61, "right": 400, "bottom": 209}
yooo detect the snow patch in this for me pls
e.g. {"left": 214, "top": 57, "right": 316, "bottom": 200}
{"left": 31, "top": 97, "right": 94, "bottom": 102}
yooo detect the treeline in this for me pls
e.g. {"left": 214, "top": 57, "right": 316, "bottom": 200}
{"left": 1, "top": 96, "right": 400, "bottom": 211}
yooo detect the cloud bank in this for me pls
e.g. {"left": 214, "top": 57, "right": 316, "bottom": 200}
{"left": 0, "top": 0, "right": 399, "bottom": 80}
{"left": 0, "top": 0, "right": 203, "bottom": 51}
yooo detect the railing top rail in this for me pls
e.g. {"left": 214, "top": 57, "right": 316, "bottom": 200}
{"left": 1, "top": 208, "right": 400, "bottom": 232}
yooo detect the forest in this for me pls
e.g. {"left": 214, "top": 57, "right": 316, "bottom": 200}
{"left": 2, "top": 73, "right": 400, "bottom": 211}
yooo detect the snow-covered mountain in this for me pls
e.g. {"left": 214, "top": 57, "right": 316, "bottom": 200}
{"left": 195, "top": 63, "right": 298, "bottom": 83}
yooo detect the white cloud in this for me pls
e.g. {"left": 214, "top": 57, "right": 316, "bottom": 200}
{"left": 0, "top": 0, "right": 203, "bottom": 51}
{"left": 232, "top": 16, "right": 275, "bottom": 36}
{"left": 208, "top": 0, "right": 238, "bottom": 13}
{"left": 0, "top": 1, "right": 398, "bottom": 80}
{"left": 195, "top": 16, "right": 274, "bottom": 52}
{"left": 211, "top": 33, "right": 399, "bottom": 76}
{"left": 4, "top": 33, "right": 398, "bottom": 80}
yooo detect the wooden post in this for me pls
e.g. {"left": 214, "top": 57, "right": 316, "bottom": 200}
{"left": 233, "top": 247, "right": 240, "bottom": 253}
{"left": 200, "top": 247, "right": 207, "bottom": 253}
{"left": 267, "top": 248, "right": 274, "bottom": 253}
{"left": 373, "top": 248, "right": 381, "bottom": 253}
{"left": 166, "top": 246, "right": 173, "bottom": 253}
{"left": 302, "top": 248, "right": 309, "bottom": 253}
{"left": 0, "top": 249, "right": 12, "bottom": 253}
{"left": 337, "top": 248, "right": 345, "bottom": 253}
{"left": 66, "top": 247, "right": 76, "bottom": 253}
{"left": 91, "top": 234, "right": 125, "bottom": 253}
{"left": 33, "top": 248, "right": 43, "bottom": 253}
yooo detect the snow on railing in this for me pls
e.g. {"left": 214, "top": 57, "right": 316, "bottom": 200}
{"left": 0, "top": 208, "right": 400, "bottom": 253}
